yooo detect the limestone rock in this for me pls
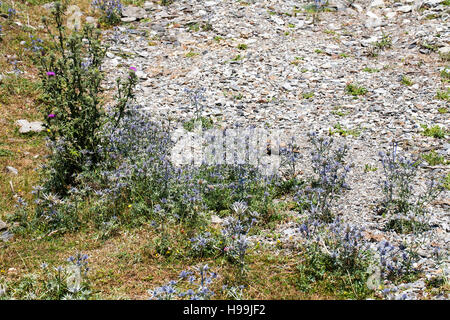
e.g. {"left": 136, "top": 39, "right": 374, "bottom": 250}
{"left": 16, "top": 120, "right": 45, "bottom": 134}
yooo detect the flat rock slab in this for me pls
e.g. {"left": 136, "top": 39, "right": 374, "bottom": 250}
{"left": 0, "top": 220, "right": 7, "bottom": 231}
{"left": 16, "top": 119, "right": 44, "bottom": 133}
{"left": 122, "top": 6, "right": 147, "bottom": 20}
{"left": 5, "top": 166, "right": 18, "bottom": 175}
{"left": 1, "top": 231, "right": 13, "bottom": 242}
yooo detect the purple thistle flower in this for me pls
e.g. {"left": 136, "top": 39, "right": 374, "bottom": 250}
{"left": 48, "top": 114, "right": 55, "bottom": 118}
{"left": 47, "top": 71, "right": 55, "bottom": 76}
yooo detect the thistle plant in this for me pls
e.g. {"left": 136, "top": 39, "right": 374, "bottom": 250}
{"left": 149, "top": 265, "right": 218, "bottom": 300}
{"left": 222, "top": 201, "right": 259, "bottom": 279}
{"left": 190, "top": 231, "right": 218, "bottom": 257}
{"left": 183, "top": 87, "right": 213, "bottom": 131}
{"left": 376, "top": 240, "right": 418, "bottom": 281}
{"left": 1, "top": 254, "right": 91, "bottom": 300}
{"left": 91, "top": 0, "right": 122, "bottom": 26}
{"left": 296, "top": 133, "right": 350, "bottom": 222}
{"left": 32, "top": 2, "right": 137, "bottom": 195}
{"left": 378, "top": 142, "right": 443, "bottom": 233}
{"left": 279, "top": 136, "right": 302, "bottom": 181}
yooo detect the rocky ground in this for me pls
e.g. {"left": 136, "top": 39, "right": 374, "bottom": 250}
{"left": 96, "top": 0, "right": 450, "bottom": 299}
{"left": 3, "top": 0, "right": 447, "bottom": 299}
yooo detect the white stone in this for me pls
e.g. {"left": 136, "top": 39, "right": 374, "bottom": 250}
{"left": 16, "top": 120, "right": 44, "bottom": 133}
{"left": 438, "top": 46, "right": 450, "bottom": 59}
{"left": 370, "top": 0, "right": 385, "bottom": 7}
{"left": 122, "top": 6, "right": 147, "bottom": 20}
{"left": 271, "top": 15, "right": 285, "bottom": 25}
{"left": 365, "top": 11, "right": 383, "bottom": 28}
{"left": 396, "top": 5, "right": 413, "bottom": 13}
{"left": 386, "top": 12, "right": 397, "bottom": 19}
{"left": 5, "top": 166, "right": 18, "bottom": 175}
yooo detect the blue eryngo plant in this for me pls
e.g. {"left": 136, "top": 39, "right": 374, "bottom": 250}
{"left": 183, "top": 87, "right": 213, "bottom": 131}
{"left": 377, "top": 240, "right": 418, "bottom": 282}
{"left": 149, "top": 265, "right": 218, "bottom": 300}
{"left": 221, "top": 201, "right": 259, "bottom": 279}
{"left": 297, "top": 218, "right": 373, "bottom": 298}
{"left": 33, "top": 2, "right": 137, "bottom": 195}
{"left": 295, "top": 133, "right": 351, "bottom": 222}
{"left": 190, "top": 231, "right": 219, "bottom": 258}
{"left": 300, "top": 218, "right": 370, "bottom": 272}
{"left": 1, "top": 253, "right": 91, "bottom": 300}
{"left": 91, "top": 0, "right": 122, "bottom": 26}
{"left": 279, "top": 136, "right": 302, "bottom": 181}
{"left": 378, "top": 142, "right": 443, "bottom": 233}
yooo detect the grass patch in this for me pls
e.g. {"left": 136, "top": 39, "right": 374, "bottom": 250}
{"left": 420, "top": 124, "right": 448, "bottom": 139}
{"left": 400, "top": 76, "right": 413, "bottom": 86}
{"left": 345, "top": 83, "right": 367, "bottom": 96}
{"left": 436, "top": 88, "right": 449, "bottom": 101}
{"left": 421, "top": 151, "right": 448, "bottom": 166}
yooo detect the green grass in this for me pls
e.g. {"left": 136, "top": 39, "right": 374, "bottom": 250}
{"left": 373, "top": 34, "right": 392, "bottom": 50}
{"left": 362, "top": 67, "right": 380, "bottom": 73}
{"left": 400, "top": 76, "right": 413, "bottom": 86}
{"left": 331, "top": 106, "right": 349, "bottom": 117}
{"left": 436, "top": 88, "right": 449, "bottom": 101}
{"left": 420, "top": 124, "right": 448, "bottom": 138}
{"left": 421, "top": 151, "right": 448, "bottom": 166}
{"left": 329, "top": 123, "right": 360, "bottom": 137}
{"left": 364, "top": 164, "right": 378, "bottom": 173}
{"left": 301, "top": 92, "right": 315, "bottom": 99}
{"left": 231, "top": 54, "right": 243, "bottom": 62}
{"left": 182, "top": 117, "right": 214, "bottom": 132}
{"left": 444, "top": 173, "right": 450, "bottom": 190}
{"left": 237, "top": 43, "right": 248, "bottom": 50}
{"left": 441, "top": 68, "right": 450, "bottom": 83}
{"left": 185, "top": 51, "right": 199, "bottom": 58}
{"left": 345, "top": 83, "right": 367, "bottom": 96}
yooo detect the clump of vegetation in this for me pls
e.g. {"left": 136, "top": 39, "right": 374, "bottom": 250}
{"left": 295, "top": 133, "right": 351, "bottom": 222}
{"left": 301, "top": 92, "right": 314, "bottom": 99}
{"left": 91, "top": 0, "right": 123, "bottom": 26}
{"left": 161, "top": 0, "right": 175, "bottom": 6}
{"left": 440, "top": 67, "right": 449, "bottom": 83}
{"left": 420, "top": 124, "right": 448, "bottom": 138}
{"left": 35, "top": 2, "right": 137, "bottom": 195}
{"left": 0, "top": 254, "right": 91, "bottom": 300}
{"left": 400, "top": 76, "right": 413, "bottom": 86}
{"left": 149, "top": 265, "right": 217, "bottom": 300}
{"left": 377, "top": 143, "right": 444, "bottom": 233}
{"left": 435, "top": 88, "right": 449, "bottom": 101}
{"left": 421, "top": 150, "right": 448, "bottom": 166}
{"left": 362, "top": 67, "right": 380, "bottom": 73}
{"left": 367, "top": 34, "right": 392, "bottom": 57}
{"left": 373, "top": 34, "right": 392, "bottom": 51}
{"left": 345, "top": 83, "right": 367, "bottom": 96}
{"left": 329, "top": 123, "right": 360, "bottom": 137}
{"left": 296, "top": 219, "right": 373, "bottom": 299}
{"left": 185, "top": 50, "right": 199, "bottom": 58}
{"left": 237, "top": 43, "right": 248, "bottom": 50}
